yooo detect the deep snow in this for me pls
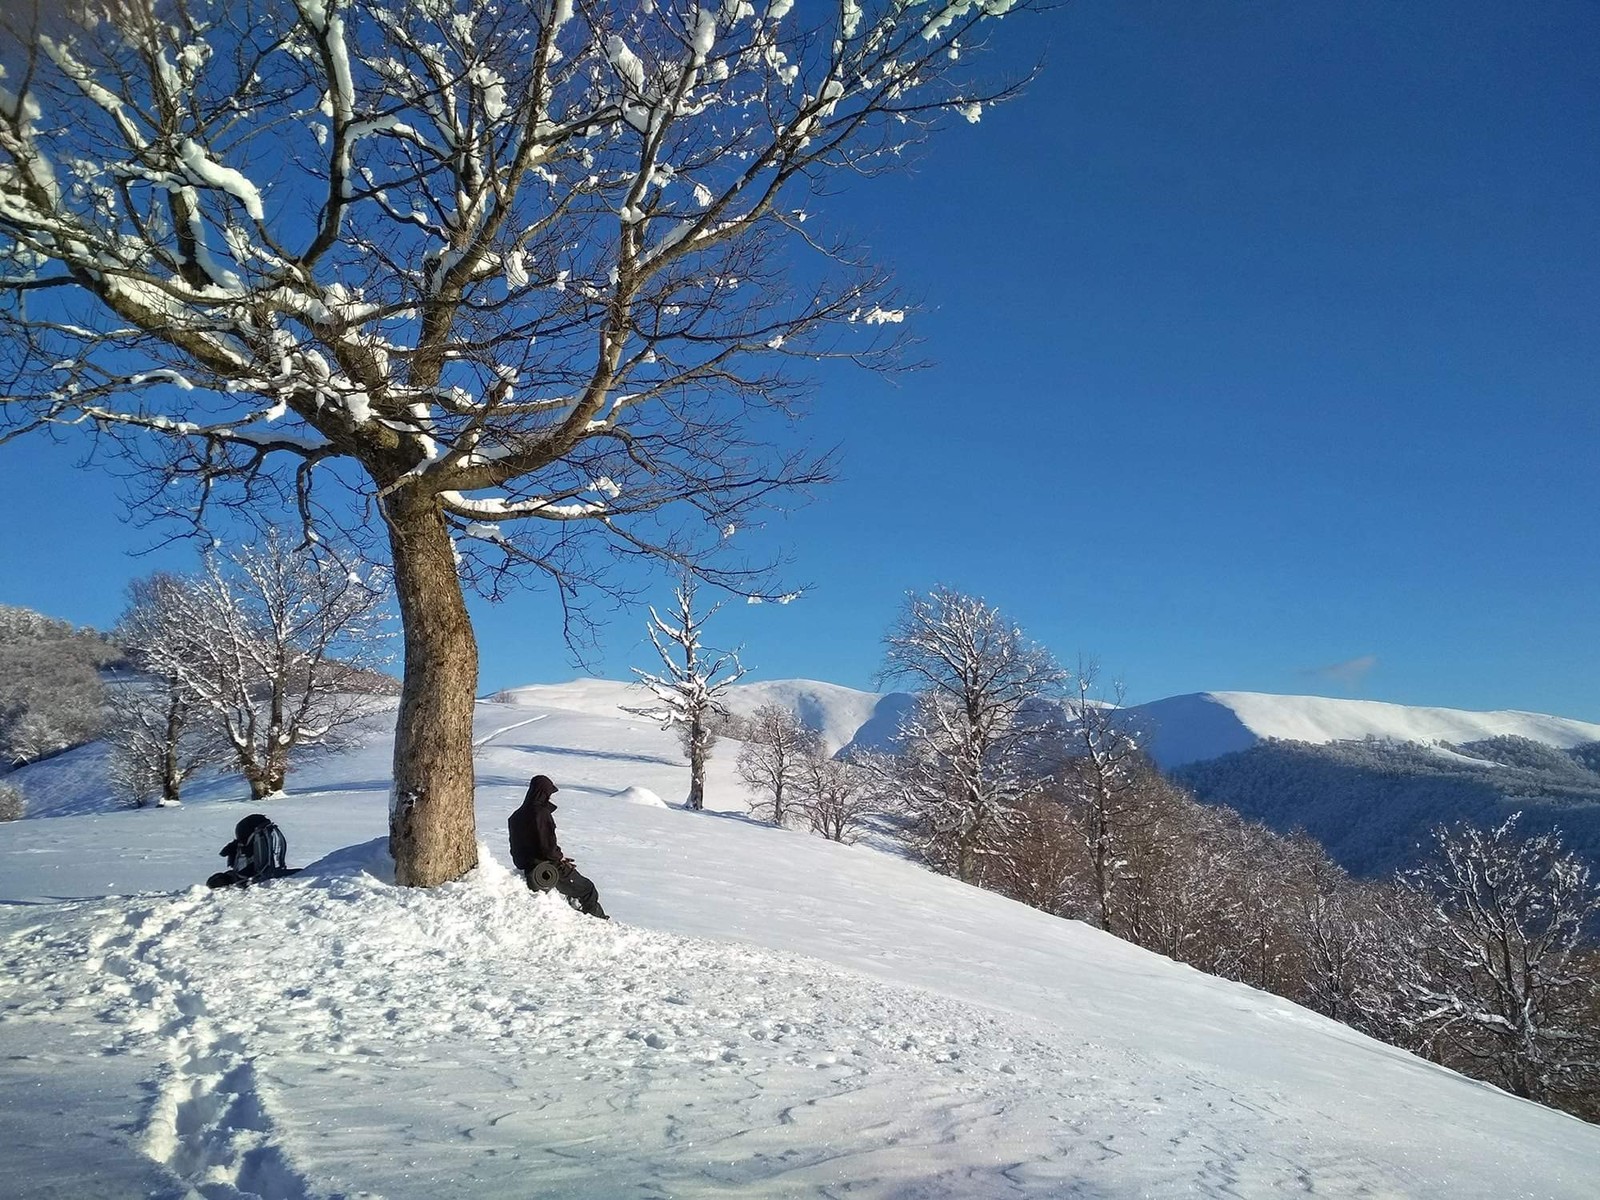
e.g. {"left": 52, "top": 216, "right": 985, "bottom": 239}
{"left": 2, "top": 685, "right": 1599, "bottom": 1198}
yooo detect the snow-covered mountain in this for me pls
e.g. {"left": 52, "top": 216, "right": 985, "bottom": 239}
{"left": 3, "top": 681, "right": 1598, "bottom": 1198}
{"left": 1107, "top": 693, "right": 1600, "bottom": 875}
{"left": 1124, "top": 690, "right": 1600, "bottom": 769}
{"left": 735, "top": 680, "right": 1600, "bottom": 772}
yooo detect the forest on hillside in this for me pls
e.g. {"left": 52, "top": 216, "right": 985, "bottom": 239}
{"left": 1174, "top": 736, "right": 1600, "bottom": 875}
{"left": 0, "top": 604, "right": 121, "bottom": 773}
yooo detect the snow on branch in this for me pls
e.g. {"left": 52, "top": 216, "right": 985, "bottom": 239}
{"left": 0, "top": 0, "right": 1033, "bottom": 608}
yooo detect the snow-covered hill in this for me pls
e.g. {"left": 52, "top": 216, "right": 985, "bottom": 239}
{"left": 494, "top": 676, "right": 912, "bottom": 757}
{"left": 1126, "top": 691, "right": 1600, "bottom": 769}
{"left": 3, "top": 682, "right": 1599, "bottom": 1199}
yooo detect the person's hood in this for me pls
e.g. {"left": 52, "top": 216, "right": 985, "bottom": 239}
{"left": 522, "top": 774, "right": 560, "bottom": 808}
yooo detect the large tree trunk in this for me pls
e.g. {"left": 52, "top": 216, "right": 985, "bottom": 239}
{"left": 386, "top": 493, "right": 480, "bottom": 886}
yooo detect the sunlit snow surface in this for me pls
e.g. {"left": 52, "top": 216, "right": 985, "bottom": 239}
{"left": 3, "top": 689, "right": 1598, "bottom": 1199}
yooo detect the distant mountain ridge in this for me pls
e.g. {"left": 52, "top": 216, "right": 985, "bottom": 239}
{"left": 496, "top": 678, "right": 1600, "bottom": 771}
{"left": 709, "top": 682, "right": 1600, "bottom": 876}
{"left": 1121, "top": 691, "right": 1600, "bottom": 769}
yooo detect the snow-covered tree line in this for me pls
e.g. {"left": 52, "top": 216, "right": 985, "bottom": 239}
{"left": 108, "top": 533, "right": 394, "bottom": 806}
{"left": 866, "top": 585, "right": 1600, "bottom": 1123}
{"left": 0, "top": 0, "right": 1033, "bottom": 885}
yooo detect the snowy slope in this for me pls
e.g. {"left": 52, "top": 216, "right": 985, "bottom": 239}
{"left": 1125, "top": 691, "right": 1600, "bottom": 769}
{"left": 3, "top": 684, "right": 1600, "bottom": 1199}
{"left": 720, "top": 678, "right": 910, "bottom": 754}
{"left": 490, "top": 676, "right": 648, "bottom": 717}
{"left": 494, "top": 676, "right": 909, "bottom": 756}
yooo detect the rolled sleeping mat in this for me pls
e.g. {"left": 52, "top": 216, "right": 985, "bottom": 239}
{"left": 528, "top": 860, "right": 561, "bottom": 891}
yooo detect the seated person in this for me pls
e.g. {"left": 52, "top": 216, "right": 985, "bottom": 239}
{"left": 508, "top": 775, "right": 608, "bottom": 920}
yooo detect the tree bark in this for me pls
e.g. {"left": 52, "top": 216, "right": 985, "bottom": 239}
{"left": 162, "top": 685, "right": 184, "bottom": 805}
{"left": 386, "top": 493, "right": 480, "bottom": 886}
{"left": 1093, "top": 808, "right": 1112, "bottom": 933}
{"left": 686, "top": 717, "right": 706, "bottom": 810}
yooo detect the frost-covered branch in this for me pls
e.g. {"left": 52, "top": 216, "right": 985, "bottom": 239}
{"left": 1, "top": 0, "right": 1030, "bottom": 617}
{"left": 876, "top": 585, "right": 1065, "bottom": 884}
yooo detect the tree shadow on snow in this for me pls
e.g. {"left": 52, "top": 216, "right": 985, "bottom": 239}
{"left": 485, "top": 742, "right": 681, "bottom": 769}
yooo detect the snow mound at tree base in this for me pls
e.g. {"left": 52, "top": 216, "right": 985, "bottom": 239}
{"left": 301, "top": 834, "right": 397, "bottom": 882}
{"left": 612, "top": 784, "right": 668, "bottom": 807}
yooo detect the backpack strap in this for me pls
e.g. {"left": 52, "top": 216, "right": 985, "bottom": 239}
{"left": 264, "top": 824, "right": 287, "bottom": 871}
{"left": 237, "top": 821, "right": 287, "bottom": 880}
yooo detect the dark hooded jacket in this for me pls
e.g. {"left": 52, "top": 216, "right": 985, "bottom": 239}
{"left": 508, "top": 774, "right": 562, "bottom": 869}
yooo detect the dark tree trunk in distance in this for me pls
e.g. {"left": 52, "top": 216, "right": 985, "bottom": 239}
{"left": 686, "top": 716, "right": 707, "bottom": 811}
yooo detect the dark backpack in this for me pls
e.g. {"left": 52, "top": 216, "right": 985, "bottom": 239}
{"left": 224, "top": 814, "right": 288, "bottom": 882}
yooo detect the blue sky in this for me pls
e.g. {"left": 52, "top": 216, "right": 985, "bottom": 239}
{"left": 3, "top": 0, "right": 1596, "bottom": 720}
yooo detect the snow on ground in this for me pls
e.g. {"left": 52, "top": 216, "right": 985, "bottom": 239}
{"left": 5, "top": 740, "right": 116, "bottom": 818}
{"left": 3, "top": 688, "right": 1600, "bottom": 1198}
{"left": 1126, "top": 691, "right": 1600, "bottom": 768}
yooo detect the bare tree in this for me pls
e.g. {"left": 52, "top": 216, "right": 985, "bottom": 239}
{"left": 1049, "top": 661, "right": 1153, "bottom": 933}
{"left": 736, "top": 702, "right": 817, "bottom": 827}
{"left": 1095, "top": 768, "right": 1198, "bottom": 948}
{"left": 627, "top": 576, "right": 743, "bottom": 810}
{"left": 103, "top": 679, "right": 203, "bottom": 807}
{"left": 1277, "top": 834, "right": 1384, "bottom": 1025}
{"left": 107, "top": 573, "right": 228, "bottom": 807}
{"left": 1387, "top": 815, "right": 1600, "bottom": 1106}
{"left": 124, "top": 534, "right": 394, "bottom": 799}
{"left": 798, "top": 748, "right": 877, "bottom": 844}
{"left": 990, "top": 787, "right": 1085, "bottom": 914}
{"left": 0, "top": 0, "right": 1033, "bottom": 884}
{"left": 877, "top": 586, "right": 1065, "bottom": 884}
